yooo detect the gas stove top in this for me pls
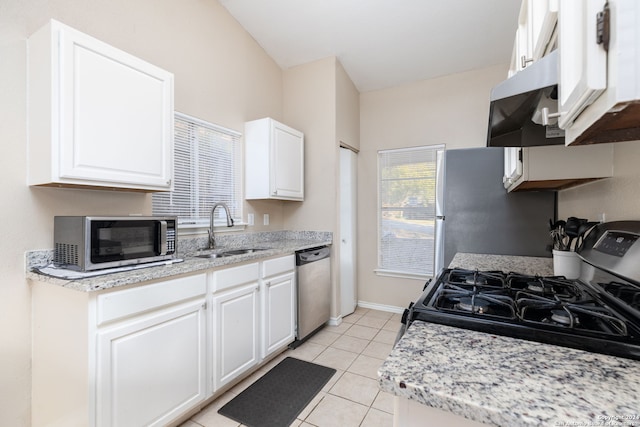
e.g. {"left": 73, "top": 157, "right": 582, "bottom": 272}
{"left": 402, "top": 221, "right": 640, "bottom": 360}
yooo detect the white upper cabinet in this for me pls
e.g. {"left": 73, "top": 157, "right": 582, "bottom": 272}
{"left": 28, "top": 20, "right": 174, "bottom": 191}
{"left": 503, "top": 144, "right": 613, "bottom": 192}
{"left": 557, "top": 0, "right": 607, "bottom": 131}
{"left": 558, "top": 0, "right": 640, "bottom": 145}
{"left": 245, "top": 118, "right": 304, "bottom": 201}
{"left": 510, "top": 0, "right": 558, "bottom": 76}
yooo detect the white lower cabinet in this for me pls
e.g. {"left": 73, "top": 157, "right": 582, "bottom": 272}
{"left": 97, "top": 300, "right": 206, "bottom": 426}
{"left": 261, "top": 255, "right": 296, "bottom": 359}
{"left": 31, "top": 273, "right": 207, "bottom": 427}
{"left": 31, "top": 255, "right": 297, "bottom": 427}
{"left": 210, "top": 255, "right": 296, "bottom": 393}
{"left": 212, "top": 281, "right": 260, "bottom": 391}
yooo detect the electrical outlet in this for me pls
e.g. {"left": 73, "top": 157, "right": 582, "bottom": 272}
{"left": 248, "top": 213, "right": 254, "bottom": 226}
{"left": 263, "top": 214, "right": 270, "bottom": 226}
{"left": 598, "top": 213, "right": 606, "bottom": 223}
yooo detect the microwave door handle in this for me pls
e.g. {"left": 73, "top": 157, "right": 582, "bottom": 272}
{"left": 158, "top": 220, "right": 168, "bottom": 255}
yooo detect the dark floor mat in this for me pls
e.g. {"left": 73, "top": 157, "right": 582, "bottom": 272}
{"left": 218, "top": 357, "right": 336, "bottom": 427}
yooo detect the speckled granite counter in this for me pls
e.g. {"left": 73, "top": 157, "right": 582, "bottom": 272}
{"left": 26, "top": 231, "right": 331, "bottom": 292}
{"left": 449, "top": 252, "right": 553, "bottom": 276}
{"left": 378, "top": 253, "right": 640, "bottom": 427}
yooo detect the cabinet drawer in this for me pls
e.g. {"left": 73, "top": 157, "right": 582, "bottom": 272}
{"left": 97, "top": 274, "right": 206, "bottom": 325}
{"left": 262, "top": 255, "right": 295, "bottom": 278}
{"left": 211, "top": 262, "right": 260, "bottom": 293}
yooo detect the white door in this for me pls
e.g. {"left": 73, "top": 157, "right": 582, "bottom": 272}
{"left": 340, "top": 147, "right": 357, "bottom": 317}
{"left": 212, "top": 283, "right": 260, "bottom": 391}
{"left": 96, "top": 301, "right": 206, "bottom": 427}
{"left": 262, "top": 272, "right": 296, "bottom": 358}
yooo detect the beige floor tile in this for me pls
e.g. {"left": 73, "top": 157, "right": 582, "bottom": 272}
{"left": 347, "top": 354, "right": 385, "bottom": 379}
{"left": 355, "top": 315, "right": 387, "bottom": 329}
{"left": 190, "top": 403, "right": 241, "bottom": 427}
{"left": 228, "top": 369, "right": 266, "bottom": 395}
{"left": 297, "top": 390, "right": 327, "bottom": 420}
{"left": 362, "top": 341, "right": 394, "bottom": 360}
{"left": 326, "top": 321, "right": 352, "bottom": 335}
{"left": 341, "top": 312, "right": 364, "bottom": 324}
{"left": 373, "top": 329, "right": 397, "bottom": 345}
{"left": 391, "top": 313, "right": 402, "bottom": 321}
{"left": 313, "top": 347, "right": 358, "bottom": 371}
{"left": 305, "top": 393, "right": 368, "bottom": 427}
{"left": 363, "top": 310, "right": 394, "bottom": 320}
{"left": 382, "top": 318, "right": 401, "bottom": 332}
{"left": 289, "top": 420, "right": 302, "bottom": 427}
{"left": 354, "top": 306, "right": 370, "bottom": 315}
{"left": 285, "top": 341, "right": 327, "bottom": 362}
{"left": 372, "top": 390, "right": 395, "bottom": 414}
{"left": 321, "top": 369, "right": 344, "bottom": 392}
{"left": 330, "top": 334, "right": 369, "bottom": 353}
{"left": 344, "top": 324, "right": 379, "bottom": 340}
{"left": 328, "top": 372, "right": 380, "bottom": 406}
{"left": 361, "top": 407, "right": 394, "bottom": 427}
{"left": 308, "top": 329, "right": 341, "bottom": 346}
{"left": 178, "top": 421, "right": 202, "bottom": 427}
{"left": 300, "top": 423, "right": 315, "bottom": 427}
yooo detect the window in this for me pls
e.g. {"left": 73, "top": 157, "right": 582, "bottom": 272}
{"left": 377, "top": 145, "right": 444, "bottom": 278}
{"left": 152, "top": 112, "right": 242, "bottom": 228}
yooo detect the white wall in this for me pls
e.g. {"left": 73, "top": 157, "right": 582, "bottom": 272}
{"left": 0, "top": 1, "right": 284, "bottom": 425}
{"left": 358, "top": 64, "right": 509, "bottom": 309}
{"left": 559, "top": 140, "right": 640, "bottom": 221}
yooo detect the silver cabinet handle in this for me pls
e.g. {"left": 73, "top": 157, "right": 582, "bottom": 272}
{"left": 521, "top": 55, "right": 533, "bottom": 69}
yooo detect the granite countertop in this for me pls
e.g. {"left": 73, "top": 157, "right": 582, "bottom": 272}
{"left": 378, "top": 253, "right": 640, "bottom": 427}
{"left": 26, "top": 231, "right": 331, "bottom": 292}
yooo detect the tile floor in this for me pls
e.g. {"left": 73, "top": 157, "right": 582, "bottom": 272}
{"left": 180, "top": 307, "right": 401, "bottom": 427}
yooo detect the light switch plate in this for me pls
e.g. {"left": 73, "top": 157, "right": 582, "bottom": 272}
{"left": 263, "top": 214, "right": 269, "bottom": 226}
{"left": 248, "top": 213, "right": 254, "bottom": 226}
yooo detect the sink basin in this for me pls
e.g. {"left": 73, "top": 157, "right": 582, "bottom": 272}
{"left": 193, "top": 248, "right": 268, "bottom": 259}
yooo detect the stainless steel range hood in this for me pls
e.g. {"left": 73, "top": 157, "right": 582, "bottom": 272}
{"left": 487, "top": 50, "right": 564, "bottom": 147}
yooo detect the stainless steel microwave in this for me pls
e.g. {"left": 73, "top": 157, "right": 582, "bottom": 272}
{"left": 53, "top": 216, "right": 177, "bottom": 271}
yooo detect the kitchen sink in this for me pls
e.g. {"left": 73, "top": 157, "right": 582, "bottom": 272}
{"left": 193, "top": 248, "right": 269, "bottom": 259}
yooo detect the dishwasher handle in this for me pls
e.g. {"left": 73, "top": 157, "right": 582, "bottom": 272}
{"left": 296, "top": 246, "right": 330, "bottom": 265}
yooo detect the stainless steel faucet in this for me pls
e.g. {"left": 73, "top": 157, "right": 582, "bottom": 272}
{"left": 208, "top": 202, "right": 234, "bottom": 249}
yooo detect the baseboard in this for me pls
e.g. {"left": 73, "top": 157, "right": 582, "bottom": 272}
{"left": 328, "top": 316, "right": 342, "bottom": 326}
{"left": 357, "top": 300, "right": 405, "bottom": 314}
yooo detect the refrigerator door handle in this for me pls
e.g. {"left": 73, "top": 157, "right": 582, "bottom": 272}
{"left": 433, "top": 149, "right": 445, "bottom": 275}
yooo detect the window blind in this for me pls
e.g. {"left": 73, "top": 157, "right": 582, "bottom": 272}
{"left": 152, "top": 112, "right": 242, "bottom": 226}
{"left": 378, "top": 145, "right": 443, "bottom": 277}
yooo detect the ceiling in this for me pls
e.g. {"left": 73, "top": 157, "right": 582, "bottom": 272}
{"left": 218, "top": 0, "right": 521, "bottom": 92}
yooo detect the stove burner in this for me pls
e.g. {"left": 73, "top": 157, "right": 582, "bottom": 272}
{"left": 527, "top": 281, "right": 544, "bottom": 293}
{"left": 550, "top": 309, "right": 573, "bottom": 326}
{"left": 466, "top": 275, "right": 487, "bottom": 285}
{"left": 456, "top": 297, "right": 491, "bottom": 314}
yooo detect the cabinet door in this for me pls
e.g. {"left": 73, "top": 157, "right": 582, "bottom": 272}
{"left": 557, "top": 0, "right": 607, "bottom": 130}
{"left": 503, "top": 147, "right": 523, "bottom": 190}
{"left": 29, "top": 20, "right": 174, "bottom": 191}
{"left": 212, "top": 283, "right": 260, "bottom": 391}
{"left": 271, "top": 122, "right": 304, "bottom": 200}
{"left": 262, "top": 272, "right": 296, "bottom": 359}
{"left": 96, "top": 300, "right": 206, "bottom": 427}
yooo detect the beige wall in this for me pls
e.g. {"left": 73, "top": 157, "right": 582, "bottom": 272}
{"left": 357, "top": 64, "right": 508, "bottom": 309}
{"left": 281, "top": 57, "right": 361, "bottom": 319}
{"left": 0, "top": 1, "right": 285, "bottom": 425}
{"left": 559, "top": 140, "right": 640, "bottom": 221}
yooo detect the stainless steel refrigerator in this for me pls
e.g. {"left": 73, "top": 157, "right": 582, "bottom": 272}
{"left": 434, "top": 147, "right": 555, "bottom": 272}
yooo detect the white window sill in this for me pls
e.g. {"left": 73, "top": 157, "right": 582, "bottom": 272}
{"left": 178, "top": 221, "right": 247, "bottom": 236}
{"left": 374, "top": 269, "right": 431, "bottom": 281}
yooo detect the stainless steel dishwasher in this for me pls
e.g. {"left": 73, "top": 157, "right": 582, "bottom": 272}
{"left": 291, "top": 246, "right": 331, "bottom": 347}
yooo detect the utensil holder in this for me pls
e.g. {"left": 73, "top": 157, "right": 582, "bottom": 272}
{"left": 553, "top": 250, "right": 581, "bottom": 279}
